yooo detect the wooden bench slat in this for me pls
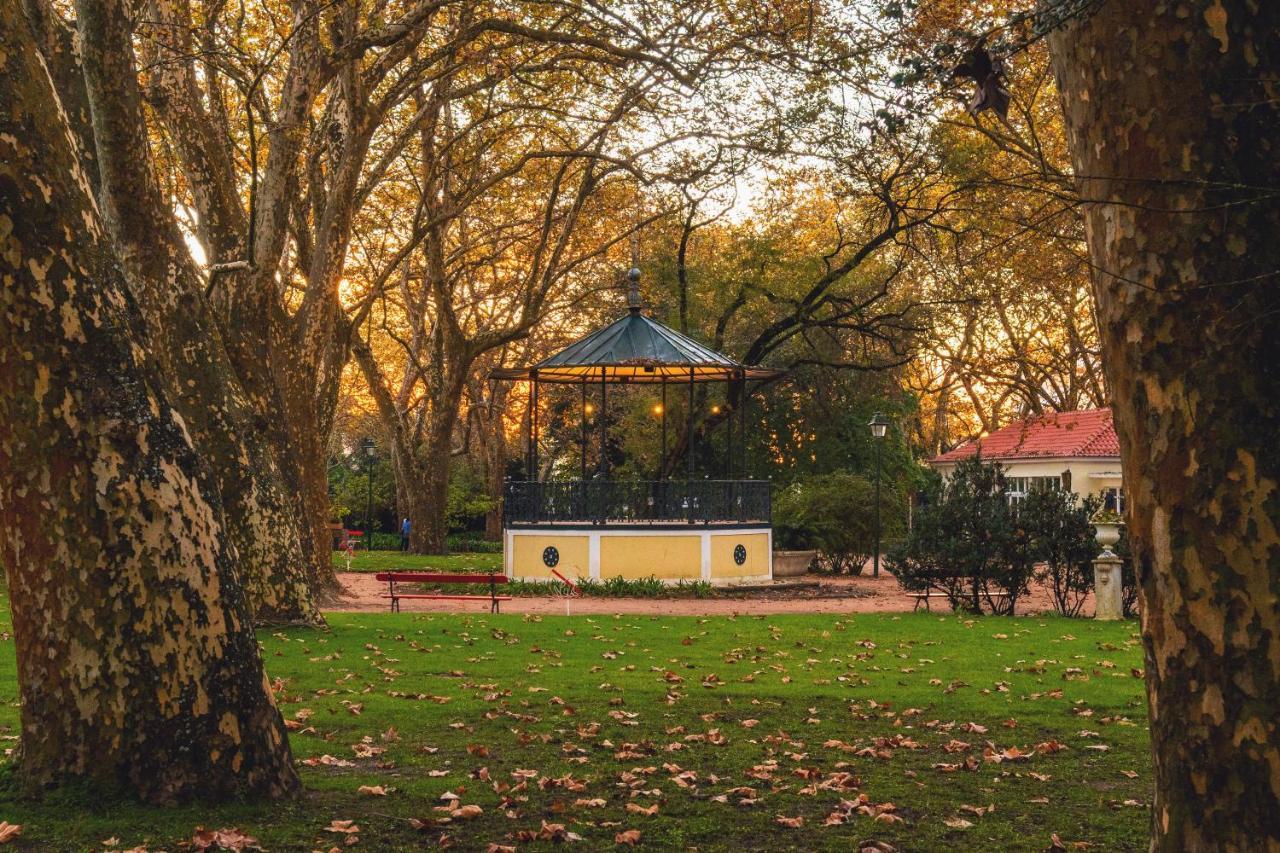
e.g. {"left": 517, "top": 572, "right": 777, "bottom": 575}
{"left": 377, "top": 570, "right": 511, "bottom": 613}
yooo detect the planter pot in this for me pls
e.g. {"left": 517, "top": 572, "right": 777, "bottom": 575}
{"left": 772, "top": 550, "right": 817, "bottom": 577}
{"left": 1094, "top": 521, "right": 1122, "bottom": 552}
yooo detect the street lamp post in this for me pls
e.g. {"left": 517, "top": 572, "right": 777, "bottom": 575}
{"left": 361, "top": 437, "right": 376, "bottom": 539}
{"left": 868, "top": 413, "right": 890, "bottom": 578}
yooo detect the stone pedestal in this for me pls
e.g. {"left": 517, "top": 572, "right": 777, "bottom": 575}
{"left": 1093, "top": 551, "right": 1124, "bottom": 620}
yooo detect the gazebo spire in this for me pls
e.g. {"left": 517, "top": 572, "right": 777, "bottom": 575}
{"left": 626, "top": 266, "right": 642, "bottom": 314}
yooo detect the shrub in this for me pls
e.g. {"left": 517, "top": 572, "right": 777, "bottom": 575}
{"left": 1022, "top": 487, "right": 1101, "bottom": 617}
{"left": 1116, "top": 527, "right": 1139, "bottom": 618}
{"left": 888, "top": 457, "right": 1031, "bottom": 614}
{"left": 773, "top": 472, "right": 902, "bottom": 574}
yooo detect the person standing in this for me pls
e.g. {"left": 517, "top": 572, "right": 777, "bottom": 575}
{"left": 400, "top": 517, "right": 411, "bottom": 551}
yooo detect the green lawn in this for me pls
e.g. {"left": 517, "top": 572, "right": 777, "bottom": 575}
{"left": 0, "top": 601, "right": 1153, "bottom": 851}
{"left": 334, "top": 549, "right": 504, "bottom": 573}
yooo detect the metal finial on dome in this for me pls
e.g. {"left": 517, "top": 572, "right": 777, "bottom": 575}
{"left": 626, "top": 266, "right": 642, "bottom": 313}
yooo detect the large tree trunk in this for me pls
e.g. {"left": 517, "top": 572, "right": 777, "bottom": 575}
{"left": 353, "top": 340, "right": 450, "bottom": 554}
{"left": 1047, "top": 3, "right": 1280, "bottom": 847}
{"left": 471, "top": 375, "right": 511, "bottom": 542}
{"left": 420, "top": 448, "right": 453, "bottom": 554}
{"left": 0, "top": 13, "right": 298, "bottom": 801}
{"left": 70, "top": 0, "right": 320, "bottom": 625}
{"left": 272, "top": 358, "right": 344, "bottom": 597}
{"left": 481, "top": 412, "right": 508, "bottom": 543}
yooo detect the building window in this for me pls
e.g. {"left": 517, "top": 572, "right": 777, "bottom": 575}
{"left": 1005, "top": 476, "right": 1062, "bottom": 507}
{"left": 1101, "top": 487, "right": 1125, "bottom": 514}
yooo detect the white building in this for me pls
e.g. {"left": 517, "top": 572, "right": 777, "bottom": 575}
{"left": 929, "top": 408, "right": 1124, "bottom": 510}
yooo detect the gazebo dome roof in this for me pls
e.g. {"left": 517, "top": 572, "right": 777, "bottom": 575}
{"left": 491, "top": 305, "right": 783, "bottom": 384}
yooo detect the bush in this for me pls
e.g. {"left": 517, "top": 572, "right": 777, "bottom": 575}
{"left": 1023, "top": 487, "right": 1101, "bottom": 617}
{"left": 1116, "top": 527, "right": 1139, "bottom": 617}
{"left": 888, "top": 457, "right": 1031, "bottom": 614}
{"left": 446, "top": 534, "right": 502, "bottom": 554}
{"left": 890, "top": 458, "right": 1113, "bottom": 617}
{"left": 773, "top": 472, "right": 902, "bottom": 574}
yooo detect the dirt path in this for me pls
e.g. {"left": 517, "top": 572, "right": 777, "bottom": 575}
{"left": 329, "top": 571, "right": 1095, "bottom": 617}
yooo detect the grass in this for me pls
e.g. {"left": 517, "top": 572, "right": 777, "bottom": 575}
{"left": 0, "top": 596, "right": 1153, "bottom": 851}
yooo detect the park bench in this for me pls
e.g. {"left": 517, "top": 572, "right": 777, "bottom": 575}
{"left": 375, "top": 571, "right": 511, "bottom": 613}
{"left": 904, "top": 590, "right": 951, "bottom": 612}
{"left": 902, "top": 569, "right": 1015, "bottom": 613}
{"left": 903, "top": 589, "right": 1013, "bottom": 612}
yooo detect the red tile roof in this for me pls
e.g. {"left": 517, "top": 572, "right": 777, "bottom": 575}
{"left": 931, "top": 408, "right": 1119, "bottom": 464}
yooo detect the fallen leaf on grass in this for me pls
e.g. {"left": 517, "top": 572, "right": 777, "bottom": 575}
{"left": 859, "top": 843, "right": 897, "bottom": 853}
{"left": 191, "top": 827, "right": 257, "bottom": 850}
{"left": 942, "top": 818, "right": 973, "bottom": 829}
{"left": 452, "top": 805, "right": 483, "bottom": 820}
{"left": 522, "top": 821, "right": 582, "bottom": 843}
{"left": 324, "top": 820, "right": 360, "bottom": 835}
{"left": 984, "top": 744, "right": 1031, "bottom": 763}
{"left": 615, "top": 829, "right": 642, "bottom": 845}
{"left": 959, "top": 804, "right": 994, "bottom": 817}
{"left": 775, "top": 815, "right": 804, "bottom": 828}
{"left": 357, "top": 785, "right": 387, "bottom": 797}
{"left": 625, "top": 802, "right": 659, "bottom": 816}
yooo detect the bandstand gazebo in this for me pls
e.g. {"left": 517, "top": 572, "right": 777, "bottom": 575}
{"left": 491, "top": 269, "right": 784, "bottom": 585}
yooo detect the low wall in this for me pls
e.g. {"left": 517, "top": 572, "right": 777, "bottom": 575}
{"left": 504, "top": 525, "right": 773, "bottom": 585}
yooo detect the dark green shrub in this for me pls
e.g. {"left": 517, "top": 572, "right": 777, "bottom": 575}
{"left": 888, "top": 456, "right": 1031, "bottom": 614}
{"left": 1116, "top": 527, "right": 1138, "bottom": 617}
{"left": 1022, "top": 487, "right": 1101, "bottom": 617}
{"left": 773, "top": 472, "right": 902, "bottom": 574}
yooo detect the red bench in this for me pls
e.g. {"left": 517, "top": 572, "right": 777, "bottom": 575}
{"left": 375, "top": 572, "right": 511, "bottom": 613}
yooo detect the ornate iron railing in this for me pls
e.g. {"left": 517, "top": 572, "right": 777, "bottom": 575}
{"left": 503, "top": 479, "right": 771, "bottom": 526}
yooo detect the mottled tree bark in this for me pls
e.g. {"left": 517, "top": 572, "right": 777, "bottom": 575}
{"left": 475, "top": 378, "right": 511, "bottom": 542}
{"left": 72, "top": 0, "right": 321, "bottom": 625}
{"left": 1047, "top": 2, "right": 1280, "bottom": 847}
{"left": 0, "top": 10, "right": 298, "bottom": 801}
{"left": 137, "top": 0, "right": 342, "bottom": 601}
{"left": 353, "top": 340, "right": 454, "bottom": 554}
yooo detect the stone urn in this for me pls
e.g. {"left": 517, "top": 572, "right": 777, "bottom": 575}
{"left": 1093, "top": 521, "right": 1122, "bottom": 552}
{"left": 1092, "top": 516, "right": 1125, "bottom": 620}
{"left": 772, "top": 550, "right": 817, "bottom": 577}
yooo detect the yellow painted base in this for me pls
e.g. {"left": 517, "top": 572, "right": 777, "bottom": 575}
{"left": 711, "top": 532, "right": 768, "bottom": 579}
{"left": 509, "top": 533, "right": 590, "bottom": 580}
{"left": 505, "top": 527, "right": 772, "bottom": 585}
{"left": 600, "top": 535, "right": 700, "bottom": 579}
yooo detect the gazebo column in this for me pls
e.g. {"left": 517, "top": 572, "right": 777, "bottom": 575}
{"left": 660, "top": 377, "right": 668, "bottom": 479}
{"left": 531, "top": 374, "right": 539, "bottom": 481}
{"left": 687, "top": 367, "right": 695, "bottom": 523}
{"left": 726, "top": 382, "right": 734, "bottom": 480}
{"left": 525, "top": 380, "right": 534, "bottom": 480}
{"left": 598, "top": 367, "right": 608, "bottom": 525}
{"left": 598, "top": 367, "right": 608, "bottom": 478}
{"left": 580, "top": 378, "right": 588, "bottom": 481}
